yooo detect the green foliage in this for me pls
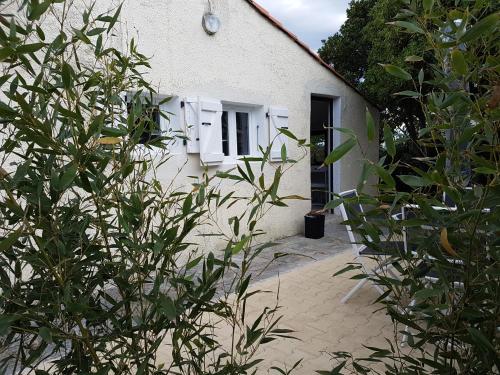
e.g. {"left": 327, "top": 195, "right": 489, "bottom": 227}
{"left": 0, "top": 1, "right": 307, "bottom": 374}
{"left": 324, "top": 1, "right": 499, "bottom": 373}
{"left": 318, "top": 0, "right": 427, "bottom": 143}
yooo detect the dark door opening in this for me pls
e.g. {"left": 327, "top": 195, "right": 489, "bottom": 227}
{"left": 310, "top": 96, "right": 333, "bottom": 210}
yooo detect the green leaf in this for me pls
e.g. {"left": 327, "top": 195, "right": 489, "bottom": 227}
{"left": 0, "top": 230, "right": 22, "bottom": 252}
{"left": 73, "top": 28, "right": 92, "bottom": 44}
{"left": 35, "top": 25, "right": 46, "bottom": 41}
{"left": 28, "top": 1, "right": 51, "bottom": 20}
{"left": 324, "top": 137, "right": 356, "bottom": 165}
{"left": 414, "top": 287, "right": 444, "bottom": 300}
{"left": 380, "top": 64, "right": 413, "bottom": 80}
{"left": 467, "top": 328, "right": 496, "bottom": 353}
{"left": 59, "top": 164, "right": 78, "bottom": 190}
{"left": 473, "top": 167, "right": 497, "bottom": 175}
{"left": 87, "top": 28, "right": 107, "bottom": 36}
{"left": 460, "top": 13, "right": 499, "bottom": 43}
{"left": 17, "top": 43, "right": 45, "bottom": 54}
{"left": 387, "top": 21, "right": 425, "bottom": 34}
{"left": 186, "top": 256, "right": 203, "bottom": 270}
{"left": 107, "top": 4, "right": 123, "bottom": 33}
{"left": 38, "top": 327, "right": 53, "bottom": 343}
{"left": 61, "top": 62, "right": 73, "bottom": 89}
{"left": 451, "top": 49, "right": 468, "bottom": 76}
{"left": 333, "top": 264, "right": 362, "bottom": 277}
{"left": 398, "top": 175, "right": 432, "bottom": 188}
{"left": 357, "top": 162, "right": 373, "bottom": 192}
{"left": 405, "top": 55, "right": 423, "bottom": 62}
{"left": 280, "top": 143, "right": 287, "bottom": 162}
{"left": 375, "top": 165, "right": 395, "bottom": 189}
{"left": 232, "top": 236, "right": 250, "bottom": 255}
{"left": 278, "top": 127, "right": 297, "bottom": 140}
{"left": 394, "top": 90, "right": 421, "bottom": 97}
{"left": 423, "top": 0, "right": 434, "bottom": 12}
{"left": 366, "top": 108, "right": 375, "bottom": 141}
{"left": 0, "top": 315, "right": 16, "bottom": 336}
{"left": 0, "top": 47, "right": 15, "bottom": 61}
{"left": 158, "top": 295, "right": 177, "bottom": 320}
{"left": 383, "top": 125, "right": 395, "bottom": 158}
{"left": 324, "top": 198, "right": 342, "bottom": 210}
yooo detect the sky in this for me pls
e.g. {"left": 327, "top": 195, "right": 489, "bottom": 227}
{"left": 255, "top": 0, "right": 350, "bottom": 51}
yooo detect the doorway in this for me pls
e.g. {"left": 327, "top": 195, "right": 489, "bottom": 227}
{"left": 310, "top": 96, "right": 333, "bottom": 210}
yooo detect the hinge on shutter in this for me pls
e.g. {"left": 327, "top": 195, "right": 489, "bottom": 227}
{"left": 180, "top": 101, "right": 185, "bottom": 108}
{"left": 266, "top": 112, "right": 269, "bottom": 118}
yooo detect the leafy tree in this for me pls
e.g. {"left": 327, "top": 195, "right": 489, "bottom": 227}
{"left": 319, "top": 0, "right": 427, "bottom": 144}
{"left": 322, "top": 0, "right": 499, "bottom": 373}
{"left": 0, "top": 1, "right": 306, "bottom": 374}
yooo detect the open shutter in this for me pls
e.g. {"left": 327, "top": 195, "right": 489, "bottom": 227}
{"left": 184, "top": 97, "right": 200, "bottom": 154}
{"left": 199, "top": 99, "right": 224, "bottom": 165}
{"left": 268, "top": 107, "right": 289, "bottom": 162}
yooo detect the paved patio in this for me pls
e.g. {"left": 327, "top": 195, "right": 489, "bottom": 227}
{"left": 203, "top": 215, "right": 397, "bottom": 373}
{"left": 244, "top": 249, "right": 394, "bottom": 374}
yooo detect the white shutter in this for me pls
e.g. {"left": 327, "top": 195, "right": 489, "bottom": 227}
{"left": 268, "top": 107, "right": 289, "bottom": 162}
{"left": 184, "top": 97, "right": 200, "bottom": 154}
{"left": 160, "top": 97, "right": 184, "bottom": 154}
{"left": 199, "top": 99, "right": 224, "bottom": 165}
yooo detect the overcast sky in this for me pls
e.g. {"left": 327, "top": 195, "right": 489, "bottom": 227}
{"left": 255, "top": 0, "right": 350, "bottom": 51}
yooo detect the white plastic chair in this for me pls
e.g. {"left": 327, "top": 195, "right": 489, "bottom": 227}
{"left": 338, "top": 189, "right": 405, "bottom": 304}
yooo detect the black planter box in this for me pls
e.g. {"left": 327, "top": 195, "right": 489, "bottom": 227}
{"left": 304, "top": 213, "right": 325, "bottom": 239}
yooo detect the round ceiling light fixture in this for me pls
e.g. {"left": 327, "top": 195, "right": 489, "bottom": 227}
{"left": 202, "top": 12, "right": 220, "bottom": 35}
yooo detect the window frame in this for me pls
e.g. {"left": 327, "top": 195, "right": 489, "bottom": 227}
{"left": 221, "top": 104, "right": 256, "bottom": 163}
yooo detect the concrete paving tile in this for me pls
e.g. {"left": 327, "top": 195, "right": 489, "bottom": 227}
{"left": 158, "top": 215, "right": 402, "bottom": 373}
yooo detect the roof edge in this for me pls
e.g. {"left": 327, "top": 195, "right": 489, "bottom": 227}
{"left": 245, "top": 0, "right": 380, "bottom": 110}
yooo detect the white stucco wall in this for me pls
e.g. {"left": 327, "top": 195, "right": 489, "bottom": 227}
{"left": 121, "top": 0, "right": 379, "bottom": 246}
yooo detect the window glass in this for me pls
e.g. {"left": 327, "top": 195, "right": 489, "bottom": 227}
{"left": 222, "top": 111, "right": 229, "bottom": 156}
{"left": 236, "top": 112, "right": 249, "bottom": 156}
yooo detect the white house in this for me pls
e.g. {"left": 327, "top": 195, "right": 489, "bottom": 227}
{"left": 116, "top": 0, "right": 378, "bottom": 243}
{"left": 2, "top": 0, "right": 379, "bottom": 244}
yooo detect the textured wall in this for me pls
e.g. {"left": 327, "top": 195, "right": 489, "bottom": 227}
{"left": 119, "top": 0, "right": 379, "bottom": 246}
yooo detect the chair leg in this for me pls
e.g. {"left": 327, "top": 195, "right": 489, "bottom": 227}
{"left": 341, "top": 278, "right": 368, "bottom": 304}
{"left": 401, "top": 299, "right": 416, "bottom": 347}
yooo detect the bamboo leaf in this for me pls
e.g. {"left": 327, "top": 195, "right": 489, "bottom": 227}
{"left": 387, "top": 21, "right": 425, "bottom": 34}
{"left": 324, "top": 138, "right": 356, "bottom": 165}
{"left": 423, "top": 0, "right": 434, "bottom": 11}
{"left": 61, "top": 62, "right": 73, "bottom": 89}
{"left": 440, "top": 228, "right": 459, "bottom": 257}
{"left": 59, "top": 164, "right": 78, "bottom": 191}
{"left": 380, "top": 64, "right": 413, "bottom": 80}
{"left": 405, "top": 55, "right": 423, "bottom": 62}
{"left": 98, "top": 137, "right": 122, "bottom": 145}
{"left": 460, "top": 13, "right": 499, "bottom": 43}
{"left": 451, "top": 49, "right": 468, "bottom": 76}
{"left": 383, "top": 125, "right": 396, "bottom": 158}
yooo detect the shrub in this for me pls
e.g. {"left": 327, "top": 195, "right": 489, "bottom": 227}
{"left": 0, "top": 1, "right": 306, "bottom": 373}
{"left": 324, "top": 1, "right": 499, "bottom": 373}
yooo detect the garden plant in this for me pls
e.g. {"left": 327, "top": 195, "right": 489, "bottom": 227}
{"left": 0, "top": 1, "right": 306, "bottom": 373}
{"left": 323, "top": 1, "right": 499, "bottom": 374}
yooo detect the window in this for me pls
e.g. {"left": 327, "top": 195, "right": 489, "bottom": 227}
{"left": 127, "top": 100, "right": 162, "bottom": 145}
{"left": 221, "top": 106, "right": 252, "bottom": 158}
{"left": 125, "top": 94, "right": 183, "bottom": 153}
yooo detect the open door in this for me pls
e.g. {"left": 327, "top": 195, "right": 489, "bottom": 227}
{"left": 310, "top": 96, "right": 333, "bottom": 210}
